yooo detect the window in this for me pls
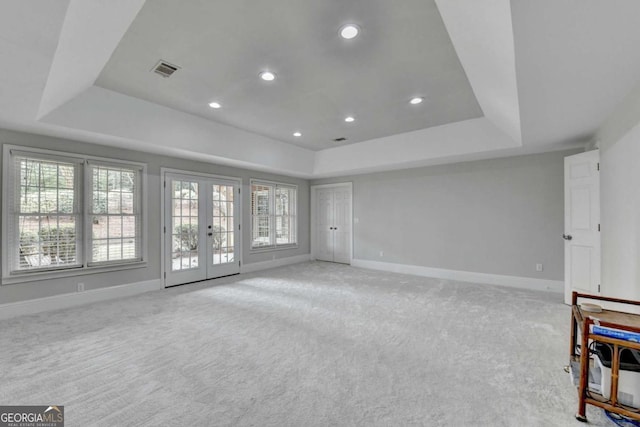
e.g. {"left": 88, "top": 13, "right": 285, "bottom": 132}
{"left": 88, "top": 163, "right": 142, "bottom": 265}
{"left": 12, "top": 154, "right": 82, "bottom": 271}
{"left": 275, "top": 185, "right": 296, "bottom": 245}
{"left": 251, "top": 180, "right": 297, "bottom": 249}
{"left": 3, "top": 146, "right": 146, "bottom": 280}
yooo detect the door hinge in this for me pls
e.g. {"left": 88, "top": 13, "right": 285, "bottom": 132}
{"left": 164, "top": 180, "right": 166, "bottom": 188}
{"left": 598, "top": 284, "right": 601, "bottom": 293}
{"left": 164, "top": 272, "right": 166, "bottom": 279}
{"left": 598, "top": 224, "right": 601, "bottom": 232}
{"left": 239, "top": 224, "right": 241, "bottom": 230}
{"left": 239, "top": 260, "right": 241, "bottom": 267}
{"left": 238, "top": 188, "right": 241, "bottom": 194}
{"left": 164, "top": 226, "right": 166, "bottom": 233}
{"left": 597, "top": 163, "right": 600, "bottom": 171}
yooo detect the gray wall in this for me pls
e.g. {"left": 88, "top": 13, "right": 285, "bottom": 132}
{"left": 599, "top": 118, "right": 640, "bottom": 301}
{"left": 313, "top": 150, "right": 579, "bottom": 281}
{"left": 595, "top": 82, "right": 640, "bottom": 301}
{"left": 0, "top": 129, "right": 310, "bottom": 304}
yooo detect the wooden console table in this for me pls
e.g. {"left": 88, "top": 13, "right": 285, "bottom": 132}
{"left": 570, "top": 291, "right": 640, "bottom": 422}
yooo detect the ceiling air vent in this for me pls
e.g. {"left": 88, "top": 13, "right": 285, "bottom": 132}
{"left": 152, "top": 60, "right": 180, "bottom": 78}
{"left": 333, "top": 137, "right": 347, "bottom": 142}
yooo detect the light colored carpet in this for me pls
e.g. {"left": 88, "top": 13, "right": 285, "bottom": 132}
{"left": 0, "top": 262, "right": 610, "bottom": 426}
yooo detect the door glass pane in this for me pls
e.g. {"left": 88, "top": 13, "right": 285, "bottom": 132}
{"left": 171, "top": 180, "right": 199, "bottom": 271}
{"left": 212, "top": 185, "right": 234, "bottom": 265}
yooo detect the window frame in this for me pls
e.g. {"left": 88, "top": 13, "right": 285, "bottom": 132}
{"left": 86, "top": 160, "right": 144, "bottom": 267}
{"left": 2, "top": 144, "right": 148, "bottom": 285}
{"left": 250, "top": 179, "right": 298, "bottom": 251}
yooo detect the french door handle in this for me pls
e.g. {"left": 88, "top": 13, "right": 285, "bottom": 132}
{"left": 563, "top": 234, "right": 572, "bottom": 241}
{"left": 207, "top": 232, "right": 213, "bottom": 237}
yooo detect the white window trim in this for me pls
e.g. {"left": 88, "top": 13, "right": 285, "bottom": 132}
{"left": 250, "top": 179, "right": 298, "bottom": 252}
{"left": 85, "top": 161, "right": 144, "bottom": 267}
{"left": 1, "top": 144, "right": 148, "bottom": 285}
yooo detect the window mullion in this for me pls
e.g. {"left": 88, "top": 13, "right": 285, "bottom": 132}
{"left": 82, "top": 161, "right": 89, "bottom": 268}
{"left": 270, "top": 185, "right": 275, "bottom": 247}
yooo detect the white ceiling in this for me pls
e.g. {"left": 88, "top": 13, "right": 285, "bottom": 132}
{"left": 1, "top": 0, "right": 640, "bottom": 178}
{"left": 96, "top": 0, "right": 483, "bottom": 151}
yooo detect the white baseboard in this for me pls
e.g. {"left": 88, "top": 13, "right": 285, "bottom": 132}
{"left": 241, "top": 254, "right": 312, "bottom": 274}
{"left": 0, "top": 257, "right": 561, "bottom": 319}
{"left": 0, "top": 279, "right": 163, "bottom": 320}
{"left": 351, "top": 259, "right": 564, "bottom": 293}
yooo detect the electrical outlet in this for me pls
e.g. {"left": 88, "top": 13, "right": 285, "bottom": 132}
{"left": 77, "top": 282, "right": 85, "bottom": 292}
{"left": 536, "top": 263, "right": 543, "bottom": 272}
{"left": 379, "top": 251, "right": 384, "bottom": 257}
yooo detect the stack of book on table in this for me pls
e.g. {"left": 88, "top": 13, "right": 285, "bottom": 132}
{"left": 591, "top": 325, "right": 640, "bottom": 342}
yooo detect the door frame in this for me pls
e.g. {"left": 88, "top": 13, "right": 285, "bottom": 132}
{"left": 160, "top": 168, "right": 243, "bottom": 288}
{"left": 310, "top": 182, "right": 353, "bottom": 264}
{"left": 563, "top": 150, "right": 601, "bottom": 304}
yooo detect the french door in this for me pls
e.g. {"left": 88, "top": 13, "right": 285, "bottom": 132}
{"left": 164, "top": 172, "right": 240, "bottom": 287}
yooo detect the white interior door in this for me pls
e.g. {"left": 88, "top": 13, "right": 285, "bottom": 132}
{"left": 564, "top": 150, "right": 600, "bottom": 304}
{"left": 332, "top": 187, "right": 352, "bottom": 264}
{"left": 313, "top": 184, "right": 352, "bottom": 264}
{"left": 164, "top": 173, "right": 240, "bottom": 287}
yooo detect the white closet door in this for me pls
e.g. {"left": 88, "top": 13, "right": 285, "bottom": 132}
{"left": 332, "top": 187, "right": 351, "bottom": 264}
{"left": 316, "top": 188, "right": 334, "bottom": 262}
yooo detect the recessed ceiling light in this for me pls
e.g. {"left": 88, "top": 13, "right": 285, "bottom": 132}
{"left": 345, "top": 116, "right": 355, "bottom": 123}
{"left": 410, "top": 97, "right": 424, "bottom": 105}
{"left": 340, "top": 24, "right": 360, "bottom": 40}
{"left": 293, "top": 132, "right": 302, "bottom": 137}
{"left": 208, "top": 101, "right": 221, "bottom": 109}
{"left": 259, "top": 71, "right": 276, "bottom": 81}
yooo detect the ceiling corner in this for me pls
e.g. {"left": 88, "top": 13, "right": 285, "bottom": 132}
{"left": 434, "top": 0, "right": 522, "bottom": 145}
{"left": 37, "top": 0, "right": 146, "bottom": 120}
